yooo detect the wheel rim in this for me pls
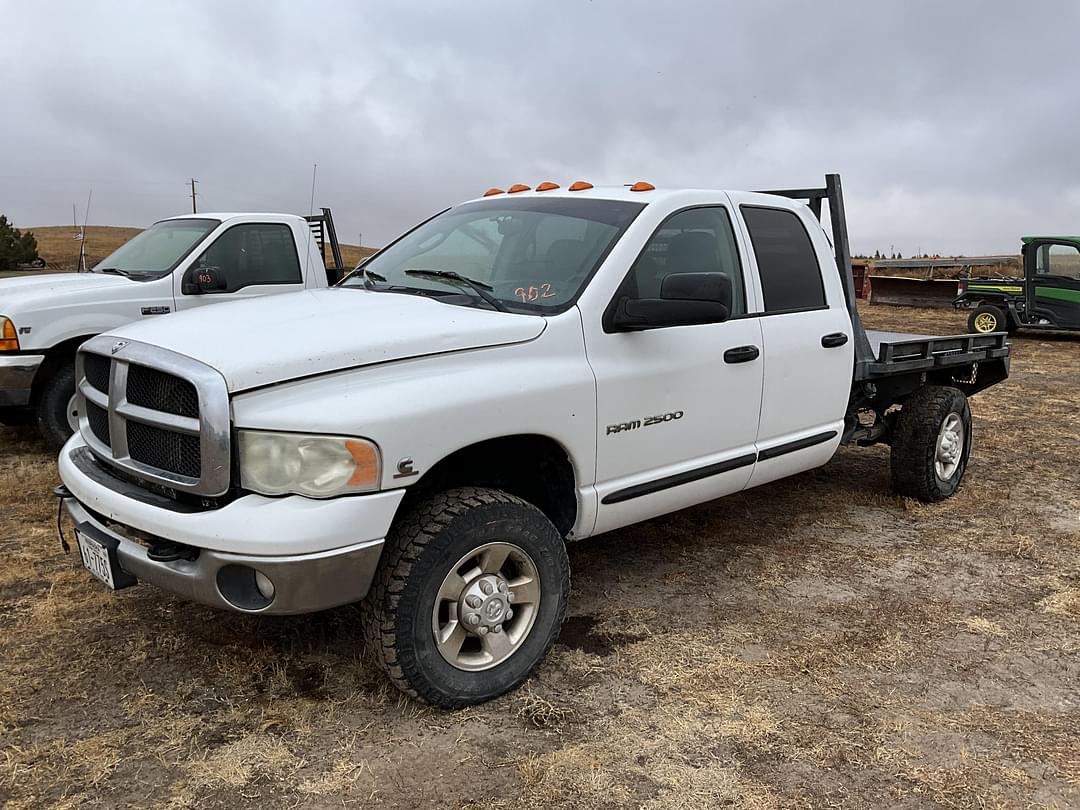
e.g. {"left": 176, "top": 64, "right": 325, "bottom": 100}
{"left": 431, "top": 542, "right": 540, "bottom": 672}
{"left": 66, "top": 393, "right": 80, "bottom": 434}
{"left": 973, "top": 312, "right": 997, "bottom": 333}
{"left": 934, "top": 412, "right": 964, "bottom": 480}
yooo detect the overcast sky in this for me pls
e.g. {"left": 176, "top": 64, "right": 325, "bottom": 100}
{"left": 3, "top": 1, "right": 1079, "bottom": 256}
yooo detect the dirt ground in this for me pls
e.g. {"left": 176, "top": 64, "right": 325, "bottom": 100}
{"left": 1, "top": 304, "right": 1077, "bottom": 809}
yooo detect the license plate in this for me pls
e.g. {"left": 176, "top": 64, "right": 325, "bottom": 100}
{"left": 77, "top": 529, "right": 117, "bottom": 589}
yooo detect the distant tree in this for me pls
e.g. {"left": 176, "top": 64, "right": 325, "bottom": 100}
{"left": 874, "top": 250, "right": 881, "bottom": 259}
{"left": 897, "top": 252, "right": 903, "bottom": 259}
{"left": 0, "top": 216, "right": 39, "bottom": 270}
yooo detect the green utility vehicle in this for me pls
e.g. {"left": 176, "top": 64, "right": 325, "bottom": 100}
{"left": 954, "top": 236, "right": 1080, "bottom": 333}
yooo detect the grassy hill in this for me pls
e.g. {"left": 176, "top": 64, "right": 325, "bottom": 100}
{"left": 2, "top": 224, "right": 377, "bottom": 277}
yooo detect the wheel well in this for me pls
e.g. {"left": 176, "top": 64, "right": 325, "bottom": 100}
{"left": 404, "top": 435, "right": 578, "bottom": 537}
{"left": 30, "top": 336, "right": 95, "bottom": 404}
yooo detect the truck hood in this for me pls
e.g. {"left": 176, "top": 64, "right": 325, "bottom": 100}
{"left": 108, "top": 288, "right": 547, "bottom": 392}
{"left": 0, "top": 272, "right": 137, "bottom": 312}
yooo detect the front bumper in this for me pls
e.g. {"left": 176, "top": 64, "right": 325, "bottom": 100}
{"left": 58, "top": 435, "right": 406, "bottom": 614}
{"left": 0, "top": 354, "right": 44, "bottom": 407}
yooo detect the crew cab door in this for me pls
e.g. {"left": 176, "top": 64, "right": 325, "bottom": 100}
{"left": 583, "top": 202, "right": 764, "bottom": 536}
{"left": 173, "top": 221, "right": 307, "bottom": 311}
{"left": 727, "top": 195, "right": 854, "bottom": 489}
{"left": 1025, "top": 240, "right": 1080, "bottom": 328}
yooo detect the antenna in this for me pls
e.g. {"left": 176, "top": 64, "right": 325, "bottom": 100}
{"left": 303, "top": 163, "right": 317, "bottom": 283}
{"left": 77, "top": 189, "right": 92, "bottom": 272}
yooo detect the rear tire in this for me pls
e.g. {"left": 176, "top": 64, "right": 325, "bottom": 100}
{"left": 968, "top": 304, "right": 1008, "bottom": 334}
{"left": 362, "top": 487, "right": 570, "bottom": 708}
{"left": 36, "top": 361, "right": 78, "bottom": 451}
{"left": 890, "top": 385, "right": 972, "bottom": 502}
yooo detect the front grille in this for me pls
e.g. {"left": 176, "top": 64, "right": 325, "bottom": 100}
{"left": 84, "top": 353, "right": 111, "bottom": 393}
{"left": 127, "top": 421, "right": 201, "bottom": 479}
{"left": 85, "top": 400, "right": 111, "bottom": 446}
{"left": 76, "top": 338, "right": 230, "bottom": 497}
{"left": 127, "top": 364, "right": 199, "bottom": 418}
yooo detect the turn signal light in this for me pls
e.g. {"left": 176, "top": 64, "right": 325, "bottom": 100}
{"left": 535, "top": 181, "right": 560, "bottom": 191}
{"left": 0, "top": 318, "right": 18, "bottom": 352}
{"left": 346, "top": 440, "right": 380, "bottom": 487}
{"left": 483, "top": 188, "right": 504, "bottom": 197}
{"left": 568, "top": 181, "right": 593, "bottom": 191}
{"left": 630, "top": 181, "right": 655, "bottom": 192}
{"left": 508, "top": 184, "right": 530, "bottom": 193}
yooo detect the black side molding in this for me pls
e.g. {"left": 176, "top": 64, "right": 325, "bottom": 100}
{"left": 601, "top": 453, "right": 757, "bottom": 505}
{"left": 757, "top": 430, "right": 838, "bottom": 462}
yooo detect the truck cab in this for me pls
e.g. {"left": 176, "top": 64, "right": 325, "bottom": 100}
{"left": 0, "top": 211, "right": 341, "bottom": 448}
{"left": 955, "top": 235, "right": 1080, "bottom": 333}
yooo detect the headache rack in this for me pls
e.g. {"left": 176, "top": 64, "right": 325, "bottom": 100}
{"left": 758, "top": 174, "right": 1010, "bottom": 393}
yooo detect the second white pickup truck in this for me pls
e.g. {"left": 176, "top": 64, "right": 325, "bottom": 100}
{"left": 0, "top": 210, "right": 344, "bottom": 448}
{"left": 57, "top": 175, "right": 1009, "bottom": 707}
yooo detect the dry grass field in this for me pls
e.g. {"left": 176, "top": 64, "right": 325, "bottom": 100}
{"left": 0, "top": 225, "right": 375, "bottom": 277}
{"left": 0, "top": 304, "right": 1077, "bottom": 809}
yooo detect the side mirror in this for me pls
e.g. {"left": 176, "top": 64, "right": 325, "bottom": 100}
{"left": 182, "top": 266, "right": 227, "bottom": 295}
{"left": 611, "top": 271, "right": 732, "bottom": 331}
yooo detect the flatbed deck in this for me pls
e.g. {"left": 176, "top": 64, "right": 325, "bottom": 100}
{"left": 862, "top": 329, "right": 1010, "bottom": 378}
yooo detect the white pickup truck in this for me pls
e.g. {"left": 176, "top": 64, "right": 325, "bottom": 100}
{"left": 0, "top": 210, "right": 343, "bottom": 448}
{"left": 56, "top": 175, "right": 1010, "bottom": 708}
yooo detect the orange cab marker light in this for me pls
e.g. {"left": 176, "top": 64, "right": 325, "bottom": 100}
{"left": 507, "top": 183, "right": 531, "bottom": 193}
{"left": 630, "top": 181, "right": 655, "bottom": 192}
{"left": 568, "top": 181, "right": 593, "bottom": 191}
{"left": 535, "top": 181, "right": 560, "bottom": 191}
{"left": 483, "top": 187, "right": 504, "bottom": 197}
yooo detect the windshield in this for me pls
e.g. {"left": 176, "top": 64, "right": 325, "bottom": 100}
{"left": 342, "top": 197, "right": 644, "bottom": 311}
{"left": 93, "top": 218, "right": 219, "bottom": 277}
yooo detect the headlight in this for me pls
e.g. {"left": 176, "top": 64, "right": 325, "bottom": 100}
{"left": 238, "top": 430, "right": 381, "bottom": 498}
{"left": 0, "top": 317, "right": 19, "bottom": 352}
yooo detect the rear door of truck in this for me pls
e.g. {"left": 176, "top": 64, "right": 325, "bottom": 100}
{"left": 727, "top": 193, "right": 854, "bottom": 488}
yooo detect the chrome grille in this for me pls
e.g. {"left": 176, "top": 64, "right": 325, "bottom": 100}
{"left": 84, "top": 353, "right": 111, "bottom": 394}
{"left": 127, "top": 421, "right": 202, "bottom": 478}
{"left": 127, "top": 364, "right": 200, "bottom": 418}
{"left": 85, "top": 400, "right": 111, "bottom": 446}
{"left": 76, "top": 336, "right": 231, "bottom": 497}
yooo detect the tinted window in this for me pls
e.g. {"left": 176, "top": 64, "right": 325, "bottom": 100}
{"left": 191, "top": 223, "right": 302, "bottom": 293}
{"left": 742, "top": 206, "right": 825, "bottom": 312}
{"left": 623, "top": 207, "right": 746, "bottom": 316}
{"left": 343, "top": 197, "right": 643, "bottom": 310}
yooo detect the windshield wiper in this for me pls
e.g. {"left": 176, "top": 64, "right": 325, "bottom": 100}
{"left": 404, "top": 269, "right": 509, "bottom": 312}
{"left": 96, "top": 267, "right": 157, "bottom": 281}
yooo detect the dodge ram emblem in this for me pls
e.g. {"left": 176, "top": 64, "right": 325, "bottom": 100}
{"left": 110, "top": 340, "right": 128, "bottom": 355}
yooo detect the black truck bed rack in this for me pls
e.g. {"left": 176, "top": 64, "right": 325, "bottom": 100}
{"left": 761, "top": 175, "right": 1010, "bottom": 404}
{"left": 865, "top": 330, "right": 1009, "bottom": 375}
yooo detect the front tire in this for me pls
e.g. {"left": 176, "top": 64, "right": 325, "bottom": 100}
{"left": 35, "top": 360, "right": 78, "bottom": 451}
{"left": 362, "top": 487, "right": 570, "bottom": 708}
{"left": 890, "top": 385, "right": 972, "bottom": 502}
{"left": 968, "top": 304, "right": 1008, "bottom": 334}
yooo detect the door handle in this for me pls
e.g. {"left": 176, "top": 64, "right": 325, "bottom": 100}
{"left": 723, "top": 345, "right": 760, "bottom": 364}
{"left": 821, "top": 332, "right": 849, "bottom": 348}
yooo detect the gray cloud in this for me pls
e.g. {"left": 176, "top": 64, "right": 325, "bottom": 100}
{"left": 3, "top": 0, "right": 1078, "bottom": 255}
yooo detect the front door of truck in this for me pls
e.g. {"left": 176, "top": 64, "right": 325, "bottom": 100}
{"left": 173, "top": 222, "right": 307, "bottom": 311}
{"left": 1025, "top": 240, "right": 1080, "bottom": 328}
{"left": 584, "top": 203, "right": 764, "bottom": 536}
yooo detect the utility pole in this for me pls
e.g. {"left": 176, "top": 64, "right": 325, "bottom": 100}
{"left": 189, "top": 178, "right": 198, "bottom": 213}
